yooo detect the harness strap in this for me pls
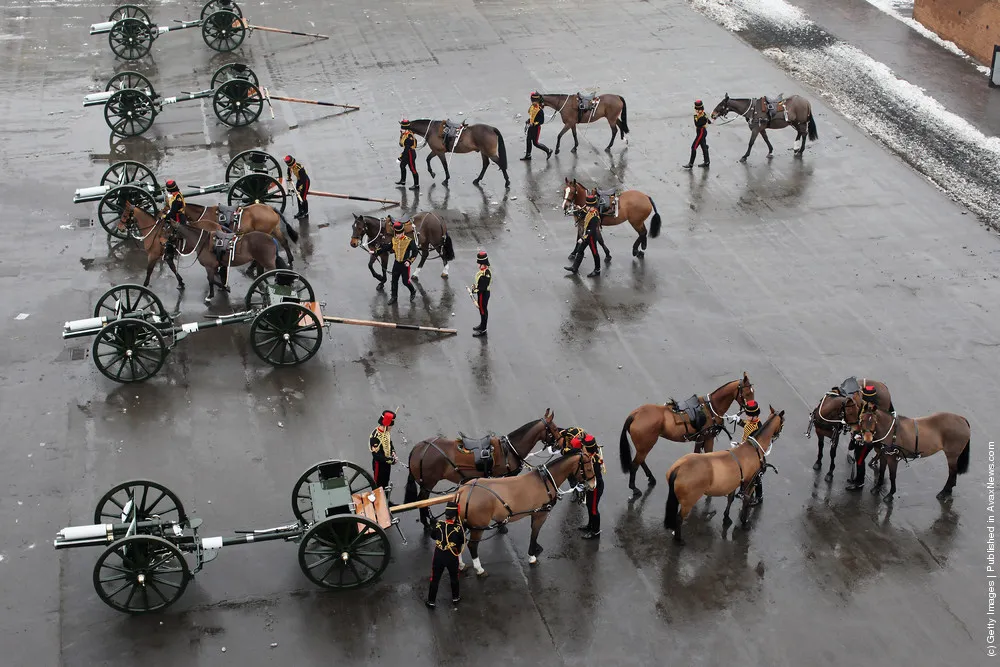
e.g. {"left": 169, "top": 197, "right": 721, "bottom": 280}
{"left": 913, "top": 420, "right": 920, "bottom": 457}
{"left": 727, "top": 449, "right": 745, "bottom": 493}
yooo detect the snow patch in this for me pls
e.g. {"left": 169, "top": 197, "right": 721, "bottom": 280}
{"left": 691, "top": 0, "right": 810, "bottom": 32}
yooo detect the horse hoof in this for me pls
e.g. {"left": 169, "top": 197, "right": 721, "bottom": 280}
{"left": 471, "top": 179, "right": 480, "bottom": 186}
{"left": 376, "top": 283, "right": 385, "bottom": 292}
{"left": 824, "top": 472, "right": 834, "bottom": 482}
{"left": 504, "top": 181, "right": 511, "bottom": 189}
{"left": 630, "top": 487, "right": 641, "bottom": 498}
{"left": 636, "top": 250, "right": 644, "bottom": 258}
{"left": 883, "top": 495, "right": 894, "bottom": 504}
{"left": 722, "top": 514, "right": 732, "bottom": 525}
{"left": 554, "top": 149, "right": 560, "bottom": 155}
{"left": 177, "top": 284, "right": 185, "bottom": 291}
{"left": 604, "top": 254, "right": 612, "bottom": 262}
{"left": 440, "top": 272, "right": 448, "bottom": 279}
{"left": 203, "top": 297, "right": 211, "bottom": 303}
{"left": 870, "top": 486, "right": 881, "bottom": 495}
{"left": 738, "top": 158, "right": 748, "bottom": 164}
{"left": 812, "top": 461, "right": 822, "bottom": 471}
{"left": 647, "top": 477, "right": 656, "bottom": 487}
{"left": 476, "top": 569, "right": 489, "bottom": 578}
{"left": 571, "top": 148, "right": 578, "bottom": 154}
{"left": 674, "top": 536, "right": 686, "bottom": 546}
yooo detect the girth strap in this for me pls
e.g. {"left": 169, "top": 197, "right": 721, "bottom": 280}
{"left": 462, "top": 479, "right": 515, "bottom": 531}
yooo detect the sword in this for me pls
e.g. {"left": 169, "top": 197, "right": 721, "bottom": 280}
{"left": 466, "top": 286, "right": 477, "bottom": 304}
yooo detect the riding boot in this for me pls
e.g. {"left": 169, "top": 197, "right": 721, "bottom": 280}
{"left": 845, "top": 446, "right": 868, "bottom": 490}
{"left": 587, "top": 255, "right": 601, "bottom": 278}
{"left": 750, "top": 479, "right": 763, "bottom": 506}
{"left": 683, "top": 147, "right": 697, "bottom": 169}
{"left": 699, "top": 146, "right": 710, "bottom": 167}
{"left": 409, "top": 172, "right": 419, "bottom": 191}
{"left": 396, "top": 163, "right": 407, "bottom": 186}
{"left": 564, "top": 251, "right": 584, "bottom": 274}
{"left": 521, "top": 136, "right": 532, "bottom": 160}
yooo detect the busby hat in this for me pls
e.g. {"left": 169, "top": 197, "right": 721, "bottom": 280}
{"left": 445, "top": 499, "right": 460, "bottom": 519}
{"left": 379, "top": 410, "right": 396, "bottom": 427}
{"left": 283, "top": 155, "right": 294, "bottom": 164}
{"left": 392, "top": 219, "right": 405, "bottom": 233}
{"left": 476, "top": 250, "right": 489, "bottom": 265}
{"left": 400, "top": 118, "right": 411, "bottom": 128}
{"left": 745, "top": 400, "right": 760, "bottom": 416}
{"left": 694, "top": 99, "right": 705, "bottom": 110}
{"left": 861, "top": 384, "right": 878, "bottom": 401}
{"left": 585, "top": 192, "right": 599, "bottom": 205}
{"left": 165, "top": 179, "right": 179, "bottom": 192}
{"left": 530, "top": 91, "right": 543, "bottom": 101}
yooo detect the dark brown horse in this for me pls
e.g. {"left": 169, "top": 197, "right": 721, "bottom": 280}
{"left": 457, "top": 450, "right": 596, "bottom": 576}
{"left": 405, "top": 119, "right": 510, "bottom": 188}
{"left": 350, "top": 213, "right": 456, "bottom": 287}
{"left": 167, "top": 219, "right": 287, "bottom": 301}
{"left": 620, "top": 373, "right": 755, "bottom": 496}
{"left": 664, "top": 407, "right": 785, "bottom": 544}
{"left": 562, "top": 178, "right": 661, "bottom": 258}
{"left": 184, "top": 202, "right": 298, "bottom": 267}
{"left": 805, "top": 378, "right": 893, "bottom": 480}
{"left": 710, "top": 94, "right": 818, "bottom": 162}
{"left": 857, "top": 405, "right": 971, "bottom": 502}
{"left": 118, "top": 202, "right": 185, "bottom": 290}
{"left": 404, "top": 410, "right": 562, "bottom": 528}
{"left": 535, "top": 93, "right": 629, "bottom": 153}
{"left": 349, "top": 214, "right": 392, "bottom": 290}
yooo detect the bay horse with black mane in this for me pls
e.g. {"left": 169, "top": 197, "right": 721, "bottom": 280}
{"left": 805, "top": 377, "right": 893, "bottom": 481}
{"left": 562, "top": 178, "right": 661, "bottom": 259}
{"left": 619, "top": 373, "right": 755, "bottom": 497}
{"left": 404, "top": 409, "right": 562, "bottom": 529}
{"left": 349, "top": 212, "right": 455, "bottom": 289}
{"left": 183, "top": 202, "right": 299, "bottom": 267}
{"left": 710, "top": 93, "right": 818, "bottom": 162}
{"left": 535, "top": 93, "right": 629, "bottom": 153}
{"left": 404, "top": 119, "right": 510, "bottom": 188}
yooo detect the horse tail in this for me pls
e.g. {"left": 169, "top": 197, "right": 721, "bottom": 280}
{"left": 807, "top": 113, "right": 818, "bottom": 141}
{"left": 274, "top": 253, "right": 288, "bottom": 270}
{"left": 442, "top": 233, "right": 456, "bottom": 262}
{"left": 619, "top": 414, "right": 636, "bottom": 474}
{"left": 617, "top": 96, "right": 629, "bottom": 134}
{"left": 957, "top": 417, "right": 971, "bottom": 475}
{"left": 279, "top": 211, "right": 299, "bottom": 244}
{"left": 405, "top": 470, "right": 419, "bottom": 503}
{"left": 493, "top": 128, "right": 508, "bottom": 170}
{"left": 648, "top": 196, "right": 661, "bottom": 238}
{"left": 664, "top": 469, "right": 679, "bottom": 530}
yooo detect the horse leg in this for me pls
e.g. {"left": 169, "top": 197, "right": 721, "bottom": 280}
{"left": 469, "top": 530, "right": 487, "bottom": 577}
{"left": 703, "top": 436, "right": 716, "bottom": 454}
{"left": 164, "top": 252, "right": 185, "bottom": 291}
{"left": 204, "top": 264, "right": 217, "bottom": 302}
{"left": 527, "top": 513, "right": 549, "bottom": 565}
{"left": 143, "top": 254, "right": 159, "bottom": 288}
{"left": 825, "top": 432, "right": 839, "bottom": 481}
{"left": 555, "top": 124, "right": 571, "bottom": 154}
{"left": 813, "top": 431, "right": 825, "bottom": 471}
{"left": 939, "top": 458, "right": 959, "bottom": 499}
{"left": 570, "top": 127, "right": 579, "bottom": 153}
{"left": 884, "top": 457, "right": 899, "bottom": 503}
{"left": 472, "top": 153, "right": 489, "bottom": 186}
{"left": 368, "top": 253, "right": 384, "bottom": 290}
{"left": 871, "top": 452, "right": 887, "bottom": 493}
{"left": 426, "top": 152, "right": 436, "bottom": 179}
{"left": 760, "top": 129, "right": 774, "bottom": 157}
{"left": 606, "top": 123, "right": 618, "bottom": 152}
{"left": 640, "top": 461, "right": 656, "bottom": 486}
{"left": 280, "top": 235, "right": 294, "bottom": 267}
{"left": 412, "top": 247, "right": 428, "bottom": 281}
{"left": 740, "top": 126, "right": 761, "bottom": 162}
{"left": 440, "top": 154, "right": 451, "bottom": 186}
{"left": 723, "top": 491, "right": 736, "bottom": 524}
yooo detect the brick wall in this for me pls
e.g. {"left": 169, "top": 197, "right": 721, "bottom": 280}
{"left": 913, "top": 0, "right": 1000, "bottom": 66}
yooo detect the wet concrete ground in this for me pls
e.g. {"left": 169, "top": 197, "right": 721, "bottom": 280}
{"left": 0, "top": 1, "right": 997, "bottom": 665}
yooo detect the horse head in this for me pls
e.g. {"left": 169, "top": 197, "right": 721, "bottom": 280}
{"left": 561, "top": 178, "right": 583, "bottom": 214}
{"left": 710, "top": 93, "right": 731, "bottom": 120}
{"left": 736, "top": 371, "right": 755, "bottom": 411}
{"left": 540, "top": 408, "right": 560, "bottom": 449}
{"left": 118, "top": 201, "right": 136, "bottom": 234}
{"left": 349, "top": 213, "right": 367, "bottom": 248}
{"left": 765, "top": 405, "right": 785, "bottom": 442}
{"left": 858, "top": 403, "right": 883, "bottom": 446}
{"left": 843, "top": 395, "right": 863, "bottom": 433}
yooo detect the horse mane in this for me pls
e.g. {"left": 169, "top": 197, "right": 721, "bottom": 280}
{"left": 757, "top": 411, "right": 784, "bottom": 437}
{"left": 710, "top": 378, "right": 740, "bottom": 395}
{"left": 506, "top": 419, "right": 540, "bottom": 442}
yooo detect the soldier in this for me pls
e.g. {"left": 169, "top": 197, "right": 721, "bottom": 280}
{"left": 369, "top": 410, "right": 397, "bottom": 491}
{"left": 397, "top": 119, "right": 420, "bottom": 191}
{"left": 388, "top": 219, "right": 417, "bottom": 305}
{"left": 162, "top": 180, "right": 187, "bottom": 224}
{"left": 521, "top": 92, "right": 552, "bottom": 161}
{"left": 683, "top": 100, "right": 711, "bottom": 169}
{"left": 564, "top": 192, "right": 602, "bottom": 277}
{"left": 726, "top": 399, "right": 763, "bottom": 504}
{"left": 426, "top": 500, "right": 465, "bottom": 608}
{"left": 573, "top": 434, "right": 605, "bottom": 540}
{"left": 471, "top": 250, "right": 491, "bottom": 337}
{"left": 283, "top": 155, "right": 311, "bottom": 219}
{"left": 846, "top": 384, "right": 880, "bottom": 491}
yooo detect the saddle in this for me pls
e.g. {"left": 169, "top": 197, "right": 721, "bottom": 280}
{"left": 577, "top": 93, "right": 598, "bottom": 110}
{"left": 456, "top": 433, "right": 495, "bottom": 476}
{"left": 382, "top": 216, "right": 415, "bottom": 235}
{"left": 761, "top": 95, "right": 788, "bottom": 122}
{"left": 837, "top": 376, "right": 860, "bottom": 397}
{"left": 212, "top": 230, "right": 237, "bottom": 262}
{"left": 595, "top": 187, "right": 620, "bottom": 216}
{"left": 440, "top": 119, "right": 467, "bottom": 150}
{"left": 215, "top": 204, "right": 243, "bottom": 232}
{"left": 667, "top": 394, "right": 708, "bottom": 432}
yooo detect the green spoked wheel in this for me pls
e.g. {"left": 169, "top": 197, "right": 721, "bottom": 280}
{"left": 249, "top": 303, "right": 323, "bottom": 367}
{"left": 93, "top": 479, "right": 187, "bottom": 525}
{"left": 228, "top": 174, "right": 286, "bottom": 213}
{"left": 104, "top": 89, "right": 157, "bottom": 138}
{"left": 298, "top": 515, "right": 391, "bottom": 590}
{"left": 201, "top": 10, "right": 246, "bottom": 53}
{"left": 201, "top": 0, "right": 244, "bottom": 20}
{"left": 225, "top": 149, "right": 280, "bottom": 181}
{"left": 108, "top": 18, "right": 154, "bottom": 60}
{"left": 97, "top": 184, "right": 157, "bottom": 240}
{"left": 93, "top": 536, "right": 190, "bottom": 613}
{"left": 100, "top": 160, "right": 159, "bottom": 193}
{"left": 105, "top": 71, "right": 155, "bottom": 97}
{"left": 210, "top": 63, "right": 259, "bottom": 90}
{"left": 244, "top": 269, "right": 315, "bottom": 310}
{"left": 212, "top": 79, "right": 263, "bottom": 128}
{"left": 91, "top": 318, "right": 168, "bottom": 383}
{"left": 93, "top": 283, "right": 168, "bottom": 321}
{"left": 290, "top": 460, "right": 376, "bottom": 524}
{"left": 110, "top": 4, "right": 152, "bottom": 24}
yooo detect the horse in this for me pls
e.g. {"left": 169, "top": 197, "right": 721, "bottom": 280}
{"left": 118, "top": 202, "right": 186, "bottom": 290}
{"left": 562, "top": 178, "right": 661, "bottom": 258}
{"left": 664, "top": 406, "right": 786, "bottom": 544}
{"left": 710, "top": 94, "right": 818, "bottom": 162}
{"left": 166, "top": 219, "right": 288, "bottom": 301}
{"left": 349, "top": 214, "right": 392, "bottom": 290}
{"left": 857, "top": 405, "right": 971, "bottom": 502}
{"left": 456, "top": 450, "right": 596, "bottom": 576}
{"left": 535, "top": 93, "right": 629, "bottom": 154}
{"left": 804, "top": 378, "right": 893, "bottom": 481}
{"left": 619, "top": 373, "right": 755, "bottom": 497}
{"left": 350, "top": 213, "right": 455, "bottom": 286}
{"left": 183, "top": 202, "right": 298, "bottom": 267}
{"left": 403, "top": 409, "right": 562, "bottom": 528}
{"left": 404, "top": 119, "right": 510, "bottom": 188}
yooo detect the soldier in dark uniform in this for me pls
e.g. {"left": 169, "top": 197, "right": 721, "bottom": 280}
{"left": 573, "top": 434, "right": 605, "bottom": 540}
{"left": 388, "top": 220, "right": 417, "bottom": 305}
{"left": 727, "top": 399, "right": 763, "bottom": 504}
{"left": 369, "top": 410, "right": 397, "bottom": 491}
{"left": 521, "top": 92, "right": 552, "bottom": 160}
{"left": 846, "top": 384, "right": 881, "bottom": 491}
{"left": 397, "top": 119, "right": 420, "bottom": 191}
{"left": 471, "top": 250, "right": 491, "bottom": 337}
{"left": 283, "top": 155, "right": 311, "bottom": 219}
{"left": 162, "top": 180, "right": 187, "bottom": 224}
{"left": 564, "top": 193, "right": 602, "bottom": 277}
{"left": 683, "top": 100, "right": 711, "bottom": 169}
{"left": 426, "top": 500, "right": 465, "bottom": 608}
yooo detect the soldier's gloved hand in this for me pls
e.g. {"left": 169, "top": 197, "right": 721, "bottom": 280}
{"left": 404, "top": 261, "right": 410, "bottom": 268}
{"left": 725, "top": 414, "right": 739, "bottom": 423}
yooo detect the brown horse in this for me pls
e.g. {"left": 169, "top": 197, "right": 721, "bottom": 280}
{"left": 118, "top": 202, "right": 185, "bottom": 290}
{"left": 405, "top": 119, "right": 510, "bottom": 188}
{"left": 404, "top": 410, "right": 562, "bottom": 528}
{"left": 350, "top": 213, "right": 456, "bottom": 286}
{"left": 620, "top": 373, "right": 755, "bottom": 496}
{"left": 457, "top": 450, "right": 596, "bottom": 576}
{"left": 166, "top": 219, "right": 287, "bottom": 301}
{"left": 535, "top": 93, "right": 629, "bottom": 153}
{"left": 857, "top": 405, "right": 971, "bottom": 502}
{"left": 562, "top": 178, "right": 661, "bottom": 258}
{"left": 664, "top": 407, "right": 785, "bottom": 544}
{"left": 183, "top": 202, "right": 298, "bottom": 267}
{"left": 805, "top": 378, "right": 893, "bottom": 481}
{"left": 710, "top": 94, "right": 818, "bottom": 162}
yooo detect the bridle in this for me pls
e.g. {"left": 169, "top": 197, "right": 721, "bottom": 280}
{"left": 351, "top": 216, "right": 386, "bottom": 252}
{"left": 561, "top": 181, "right": 582, "bottom": 215}
{"left": 859, "top": 407, "right": 895, "bottom": 446}
{"left": 735, "top": 378, "right": 754, "bottom": 412}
